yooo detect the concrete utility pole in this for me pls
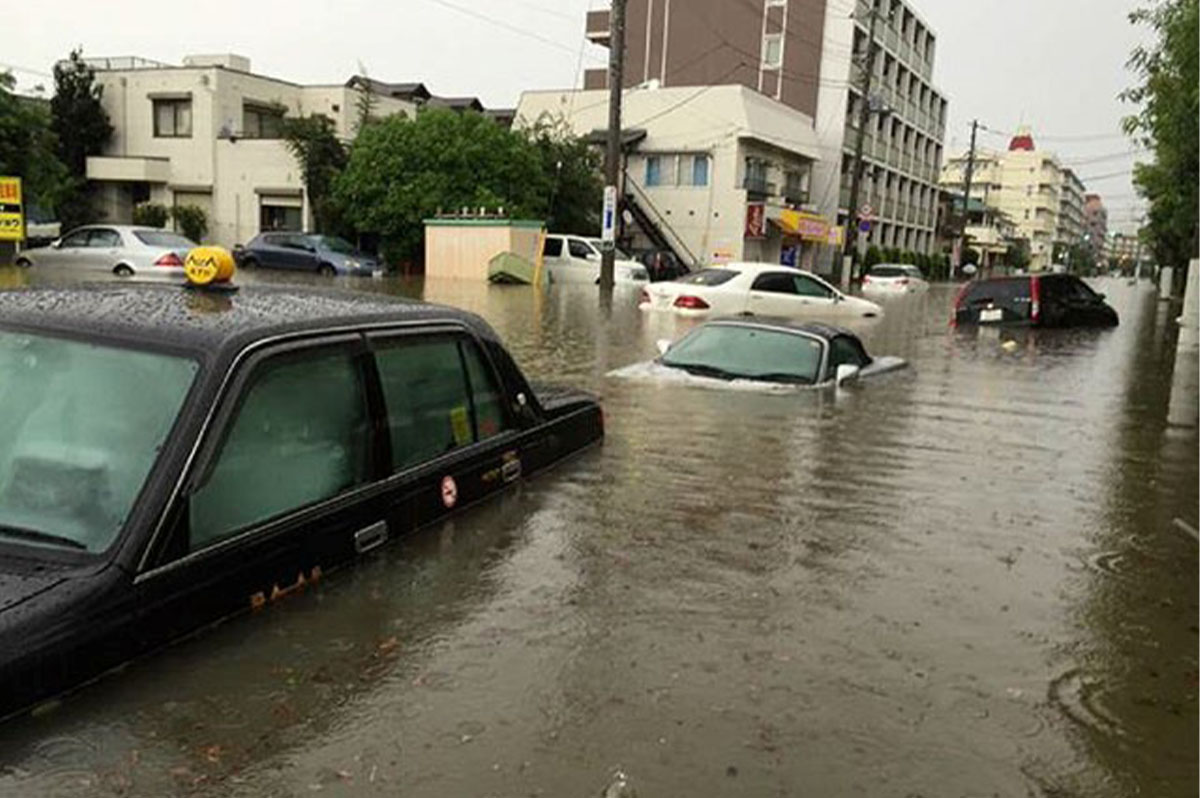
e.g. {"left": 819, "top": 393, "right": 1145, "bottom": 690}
{"left": 599, "top": 0, "right": 627, "bottom": 291}
{"left": 841, "top": 5, "right": 886, "bottom": 289}
{"left": 957, "top": 119, "right": 979, "bottom": 279}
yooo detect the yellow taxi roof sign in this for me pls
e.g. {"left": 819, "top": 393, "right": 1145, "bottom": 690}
{"left": 184, "top": 246, "right": 236, "bottom": 286}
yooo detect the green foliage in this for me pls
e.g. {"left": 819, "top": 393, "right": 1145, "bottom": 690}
{"left": 1122, "top": 0, "right": 1199, "bottom": 268}
{"left": 963, "top": 247, "right": 981, "bottom": 266}
{"left": 169, "top": 204, "right": 207, "bottom": 243}
{"left": 50, "top": 50, "right": 112, "bottom": 230}
{"left": 280, "top": 114, "right": 349, "bottom": 234}
{"left": 0, "top": 72, "right": 70, "bottom": 217}
{"left": 1004, "top": 238, "right": 1031, "bottom": 270}
{"left": 523, "top": 114, "right": 603, "bottom": 235}
{"left": 132, "top": 202, "right": 169, "bottom": 228}
{"left": 335, "top": 108, "right": 566, "bottom": 263}
{"left": 863, "top": 245, "right": 882, "bottom": 268}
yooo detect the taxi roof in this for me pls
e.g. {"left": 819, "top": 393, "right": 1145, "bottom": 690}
{"left": 0, "top": 282, "right": 492, "bottom": 357}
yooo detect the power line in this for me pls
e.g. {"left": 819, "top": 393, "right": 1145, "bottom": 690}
{"left": 422, "top": 0, "right": 606, "bottom": 61}
{"left": 0, "top": 61, "right": 54, "bottom": 79}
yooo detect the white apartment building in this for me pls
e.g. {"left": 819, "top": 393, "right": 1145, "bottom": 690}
{"left": 940, "top": 129, "right": 1094, "bottom": 272}
{"left": 83, "top": 54, "right": 484, "bottom": 247}
{"left": 814, "top": 0, "right": 948, "bottom": 262}
{"left": 516, "top": 85, "right": 822, "bottom": 268}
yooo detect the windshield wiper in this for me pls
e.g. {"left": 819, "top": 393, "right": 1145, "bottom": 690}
{"left": 0, "top": 524, "right": 87, "bottom": 551}
{"left": 666, "top": 362, "right": 740, "bottom": 380}
{"left": 749, "top": 372, "right": 815, "bottom": 385}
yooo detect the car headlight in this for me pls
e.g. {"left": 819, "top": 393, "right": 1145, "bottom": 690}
{"left": 346, "top": 259, "right": 360, "bottom": 269}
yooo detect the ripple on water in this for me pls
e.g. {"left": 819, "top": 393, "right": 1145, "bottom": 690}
{"left": 1047, "top": 668, "right": 1131, "bottom": 742}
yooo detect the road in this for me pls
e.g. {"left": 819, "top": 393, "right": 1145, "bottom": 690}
{"left": 0, "top": 269, "right": 1195, "bottom": 797}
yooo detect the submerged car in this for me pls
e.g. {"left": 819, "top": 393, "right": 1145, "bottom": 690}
{"left": 541, "top": 234, "right": 649, "bottom": 285}
{"left": 611, "top": 318, "right": 905, "bottom": 389}
{"left": 953, "top": 274, "right": 1118, "bottom": 327}
{"left": 0, "top": 282, "right": 602, "bottom": 718}
{"left": 640, "top": 263, "right": 882, "bottom": 320}
{"left": 861, "top": 263, "right": 929, "bottom": 296}
{"left": 237, "top": 232, "right": 382, "bottom": 276}
{"left": 14, "top": 225, "right": 196, "bottom": 279}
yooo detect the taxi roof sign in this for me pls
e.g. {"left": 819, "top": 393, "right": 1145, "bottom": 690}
{"left": 184, "top": 246, "right": 237, "bottom": 288}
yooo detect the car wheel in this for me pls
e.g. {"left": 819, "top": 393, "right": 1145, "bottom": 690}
{"left": 113, "top": 264, "right": 134, "bottom": 277}
{"left": 318, "top": 263, "right": 336, "bottom": 277}
{"left": 15, "top": 257, "right": 32, "bottom": 268}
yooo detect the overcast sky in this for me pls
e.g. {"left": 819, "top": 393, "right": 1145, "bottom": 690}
{"left": 7, "top": 0, "right": 1151, "bottom": 231}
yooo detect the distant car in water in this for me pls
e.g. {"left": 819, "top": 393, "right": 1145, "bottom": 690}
{"left": 611, "top": 318, "right": 905, "bottom": 389}
{"left": 540, "top": 234, "right": 649, "bottom": 285}
{"left": 640, "top": 262, "right": 882, "bottom": 320}
{"left": 862, "top": 263, "right": 929, "bottom": 297}
{"left": 238, "top": 232, "right": 382, "bottom": 276}
{"left": 630, "top": 248, "right": 690, "bottom": 281}
{"left": 15, "top": 225, "right": 196, "bottom": 279}
{"left": 953, "top": 274, "right": 1118, "bottom": 328}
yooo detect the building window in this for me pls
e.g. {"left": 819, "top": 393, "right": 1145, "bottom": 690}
{"left": 689, "top": 155, "right": 710, "bottom": 187}
{"left": 646, "top": 156, "right": 663, "bottom": 187}
{"left": 153, "top": 99, "right": 192, "bottom": 138}
{"left": 260, "top": 202, "right": 303, "bottom": 232}
{"left": 243, "top": 104, "right": 284, "bottom": 139}
{"left": 762, "top": 34, "right": 783, "bottom": 69}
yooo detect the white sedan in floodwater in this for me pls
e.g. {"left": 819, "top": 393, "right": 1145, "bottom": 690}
{"left": 639, "top": 262, "right": 882, "bottom": 320}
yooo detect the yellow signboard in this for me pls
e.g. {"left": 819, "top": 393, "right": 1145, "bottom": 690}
{"left": 0, "top": 177, "right": 24, "bottom": 242}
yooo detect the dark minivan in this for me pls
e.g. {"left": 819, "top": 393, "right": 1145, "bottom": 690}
{"left": 953, "top": 274, "right": 1118, "bottom": 328}
{"left": 0, "top": 283, "right": 602, "bottom": 718}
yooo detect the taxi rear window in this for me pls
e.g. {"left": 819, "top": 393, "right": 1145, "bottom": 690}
{"left": 0, "top": 331, "right": 197, "bottom": 554}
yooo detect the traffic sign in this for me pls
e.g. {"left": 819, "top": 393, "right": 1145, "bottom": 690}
{"left": 858, "top": 219, "right": 872, "bottom": 233}
{"left": 0, "top": 177, "right": 24, "bottom": 242}
{"left": 858, "top": 203, "right": 873, "bottom": 220}
{"left": 600, "top": 185, "right": 617, "bottom": 247}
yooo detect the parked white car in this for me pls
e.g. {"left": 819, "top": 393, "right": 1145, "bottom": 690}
{"left": 542, "top": 234, "right": 648, "bottom": 285}
{"left": 15, "top": 225, "right": 196, "bottom": 280}
{"left": 639, "top": 262, "right": 882, "bottom": 320}
{"left": 861, "top": 263, "right": 929, "bottom": 296}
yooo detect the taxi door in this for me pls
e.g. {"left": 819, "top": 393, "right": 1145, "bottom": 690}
{"left": 133, "top": 336, "right": 391, "bottom": 645}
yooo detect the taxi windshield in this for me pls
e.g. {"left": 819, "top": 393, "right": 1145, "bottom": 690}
{"left": 662, "top": 324, "right": 823, "bottom": 384}
{"left": 0, "top": 331, "right": 197, "bottom": 554}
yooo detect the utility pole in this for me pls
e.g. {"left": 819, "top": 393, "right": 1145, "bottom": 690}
{"left": 599, "top": 0, "right": 627, "bottom": 291}
{"left": 956, "top": 119, "right": 979, "bottom": 279}
{"left": 841, "top": 6, "right": 885, "bottom": 289}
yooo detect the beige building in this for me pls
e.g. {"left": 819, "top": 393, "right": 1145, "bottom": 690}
{"left": 516, "top": 84, "right": 821, "bottom": 268}
{"left": 940, "top": 128, "right": 1093, "bottom": 272}
{"left": 82, "top": 54, "right": 488, "bottom": 248}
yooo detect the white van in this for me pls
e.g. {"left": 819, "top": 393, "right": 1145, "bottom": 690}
{"left": 542, "top": 235, "right": 649, "bottom": 285}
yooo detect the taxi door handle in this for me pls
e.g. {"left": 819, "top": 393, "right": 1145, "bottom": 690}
{"left": 354, "top": 521, "right": 388, "bottom": 554}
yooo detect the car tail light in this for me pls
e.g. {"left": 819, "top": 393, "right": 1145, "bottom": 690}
{"left": 862, "top": 275, "right": 871, "bottom": 283}
{"left": 639, "top": 288, "right": 651, "bottom": 305}
{"left": 1030, "top": 276, "right": 1041, "bottom": 323}
{"left": 155, "top": 252, "right": 184, "bottom": 267}
{"left": 673, "top": 295, "right": 710, "bottom": 310}
{"left": 897, "top": 278, "right": 909, "bottom": 286}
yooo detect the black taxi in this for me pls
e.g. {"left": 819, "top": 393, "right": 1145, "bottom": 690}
{"left": 0, "top": 282, "right": 602, "bottom": 717}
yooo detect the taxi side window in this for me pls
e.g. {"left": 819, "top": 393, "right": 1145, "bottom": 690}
{"left": 189, "top": 349, "right": 370, "bottom": 549}
{"left": 374, "top": 337, "right": 509, "bottom": 472}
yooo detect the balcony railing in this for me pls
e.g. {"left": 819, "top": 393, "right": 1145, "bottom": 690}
{"left": 784, "top": 184, "right": 810, "bottom": 205}
{"left": 743, "top": 175, "right": 774, "bottom": 196}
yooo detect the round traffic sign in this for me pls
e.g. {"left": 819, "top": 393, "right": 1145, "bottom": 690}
{"left": 858, "top": 219, "right": 872, "bottom": 233}
{"left": 859, "top": 203, "right": 873, "bottom": 218}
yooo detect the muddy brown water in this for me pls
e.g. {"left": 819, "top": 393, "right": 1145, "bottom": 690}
{"left": 0, "top": 267, "right": 1195, "bottom": 797}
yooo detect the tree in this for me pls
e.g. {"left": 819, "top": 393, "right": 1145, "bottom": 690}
{"left": 280, "top": 114, "right": 348, "bottom": 234}
{"left": 522, "top": 114, "right": 603, "bottom": 235}
{"left": 50, "top": 50, "right": 112, "bottom": 230}
{"left": 0, "top": 72, "right": 70, "bottom": 217}
{"left": 1121, "top": 0, "right": 1198, "bottom": 270}
{"left": 1004, "top": 238, "right": 1031, "bottom": 271}
{"left": 132, "top": 202, "right": 169, "bottom": 228}
{"left": 170, "top": 204, "right": 207, "bottom": 243}
{"left": 334, "top": 108, "right": 552, "bottom": 264}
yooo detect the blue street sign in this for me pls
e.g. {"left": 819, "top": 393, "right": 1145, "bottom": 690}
{"left": 858, "top": 219, "right": 872, "bottom": 233}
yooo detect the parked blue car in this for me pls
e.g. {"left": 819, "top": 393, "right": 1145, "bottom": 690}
{"left": 236, "top": 233, "right": 382, "bottom": 276}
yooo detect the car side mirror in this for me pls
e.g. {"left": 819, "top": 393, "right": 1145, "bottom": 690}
{"left": 1096, "top": 293, "right": 1106, "bottom": 301}
{"left": 656, "top": 339, "right": 672, "bottom": 356}
{"left": 832, "top": 293, "right": 843, "bottom": 303}
{"left": 51, "top": 238, "right": 62, "bottom": 248}
{"left": 835, "top": 364, "right": 860, "bottom": 386}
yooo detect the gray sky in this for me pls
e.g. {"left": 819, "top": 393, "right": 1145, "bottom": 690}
{"left": 7, "top": 0, "right": 1150, "bottom": 231}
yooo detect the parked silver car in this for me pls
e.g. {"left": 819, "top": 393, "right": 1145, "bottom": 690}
{"left": 15, "top": 225, "right": 196, "bottom": 279}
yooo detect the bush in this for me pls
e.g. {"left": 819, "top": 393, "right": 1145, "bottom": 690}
{"left": 863, "top": 245, "right": 883, "bottom": 268}
{"left": 169, "top": 204, "right": 207, "bottom": 243}
{"left": 132, "top": 202, "right": 169, "bottom": 228}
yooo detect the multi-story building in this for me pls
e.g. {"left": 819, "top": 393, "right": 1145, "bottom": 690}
{"left": 82, "top": 54, "right": 492, "bottom": 247}
{"left": 817, "top": 0, "right": 948, "bottom": 261}
{"left": 940, "top": 128, "right": 1092, "bottom": 272}
{"left": 1084, "top": 193, "right": 1108, "bottom": 261}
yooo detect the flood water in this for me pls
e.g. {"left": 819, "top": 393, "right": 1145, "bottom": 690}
{"left": 0, "top": 267, "right": 1196, "bottom": 797}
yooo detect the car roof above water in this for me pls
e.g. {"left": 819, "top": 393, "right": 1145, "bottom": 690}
{"left": 0, "top": 283, "right": 491, "bottom": 357}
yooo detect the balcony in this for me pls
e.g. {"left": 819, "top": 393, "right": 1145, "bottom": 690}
{"left": 86, "top": 155, "right": 171, "bottom": 183}
{"left": 586, "top": 9, "right": 611, "bottom": 46}
{"left": 743, "top": 175, "right": 774, "bottom": 196}
{"left": 784, "top": 183, "right": 809, "bottom": 206}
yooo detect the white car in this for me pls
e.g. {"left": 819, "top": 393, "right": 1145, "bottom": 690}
{"left": 542, "top": 234, "right": 649, "bottom": 285}
{"left": 639, "top": 262, "right": 881, "bottom": 320}
{"left": 861, "top": 263, "right": 929, "bottom": 296}
{"left": 15, "top": 225, "right": 196, "bottom": 280}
